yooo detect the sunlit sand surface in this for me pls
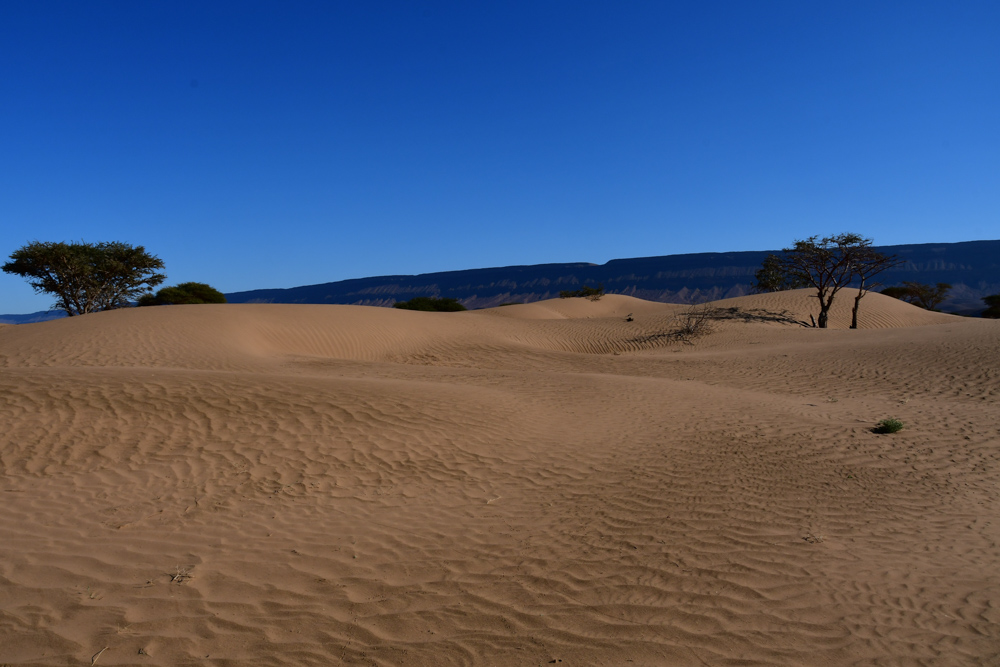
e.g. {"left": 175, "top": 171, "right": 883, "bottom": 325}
{"left": 2, "top": 290, "right": 998, "bottom": 665}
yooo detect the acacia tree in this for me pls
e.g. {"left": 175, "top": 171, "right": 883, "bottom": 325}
{"left": 881, "top": 282, "right": 952, "bottom": 310}
{"left": 753, "top": 254, "right": 810, "bottom": 293}
{"left": 913, "top": 283, "right": 952, "bottom": 310}
{"left": 2, "top": 241, "right": 166, "bottom": 316}
{"left": 847, "top": 245, "right": 902, "bottom": 329}
{"left": 762, "top": 233, "right": 879, "bottom": 328}
{"left": 880, "top": 286, "right": 910, "bottom": 300}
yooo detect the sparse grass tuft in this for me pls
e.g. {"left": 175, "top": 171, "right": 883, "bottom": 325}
{"left": 873, "top": 418, "right": 904, "bottom": 434}
{"left": 169, "top": 566, "right": 193, "bottom": 584}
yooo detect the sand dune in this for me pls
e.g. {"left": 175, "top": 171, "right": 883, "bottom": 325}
{"left": 710, "top": 288, "right": 958, "bottom": 329}
{"left": 1, "top": 291, "right": 998, "bottom": 665}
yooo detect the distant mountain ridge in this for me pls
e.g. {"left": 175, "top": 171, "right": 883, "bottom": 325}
{"left": 0, "top": 310, "right": 66, "bottom": 325}
{"left": 226, "top": 240, "right": 1000, "bottom": 315}
{"left": 3, "top": 239, "right": 997, "bottom": 323}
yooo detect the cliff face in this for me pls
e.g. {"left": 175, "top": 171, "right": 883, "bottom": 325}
{"left": 225, "top": 240, "right": 1000, "bottom": 314}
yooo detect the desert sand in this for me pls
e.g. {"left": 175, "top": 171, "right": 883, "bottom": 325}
{"left": 1, "top": 289, "right": 998, "bottom": 666}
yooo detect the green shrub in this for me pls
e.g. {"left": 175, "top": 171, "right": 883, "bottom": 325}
{"left": 137, "top": 282, "right": 227, "bottom": 306}
{"left": 873, "top": 418, "right": 904, "bottom": 434}
{"left": 393, "top": 297, "right": 467, "bottom": 312}
{"left": 558, "top": 283, "right": 604, "bottom": 300}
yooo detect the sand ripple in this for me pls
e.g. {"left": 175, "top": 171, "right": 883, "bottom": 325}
{"left": 1, "top": 292, "right": 998, "bottom": 665}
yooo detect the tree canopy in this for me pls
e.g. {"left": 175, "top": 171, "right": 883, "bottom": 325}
{"left": 2, "top": 241, "right": 166, "bottom": 316}
{"left": 137, "top": 282, "right": 227, "bottom": 306}
{"left": 881, "top": 282, "right": 952, "bottom": 310}
{"left": 752, "top": 255, "right": 809, "bottom": 293}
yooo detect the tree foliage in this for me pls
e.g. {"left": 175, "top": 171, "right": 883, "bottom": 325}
{"left": 2, "top": 241, "right": 165, "bottom": 316}
{"left": 558, "top": 283, "right": 604, "bottom": 300}
{"left": 393, "top": 297, "right": 467, "bottom": 312}
{"left": 756, "top": 234, "right": 896, "bottom": 328}
{"left": 753, "top": 255, "right": 809, "bottom": 293}
{"left": 880, "top": 282, "right": 952, "bottom": 311}
{"left": 880, "top": 286, "right": 910, "bottom": 300}
{"left": 982, "top": 294, "right": 1000, "bottom": 319}
{"left": 137, "top": 282, "right": 227, "bottom": 306}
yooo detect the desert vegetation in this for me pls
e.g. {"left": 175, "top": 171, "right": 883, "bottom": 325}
{"left": 2, "top": 241, "right": 165, "bottom": 316}
{"left": 630, "top": 304, "right": 806, "bottom": 347}
{"left": 137, "top": 282, "right": 227, "bottom": 306}
{"left": 558, "top": 284, "right": 604, "bottom": 300}
{"left": 754, "top": 234, "right": 899, "bottom": 328}
{"left": 873, "top": 418, "right": 905, "bottom": 434}
{"left": 881, "top": 282, "right": 953, "bottom": 311}
{"left": 393, "top": 297, "right": 467, "bottom": 311}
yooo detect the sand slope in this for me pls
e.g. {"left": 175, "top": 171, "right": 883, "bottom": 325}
{"left": 1, "top": 292, "right": 998, "bottom": 666}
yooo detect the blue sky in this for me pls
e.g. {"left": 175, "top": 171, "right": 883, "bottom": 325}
{"left": 2, "top": 1, "right": 998, "bottom": 313}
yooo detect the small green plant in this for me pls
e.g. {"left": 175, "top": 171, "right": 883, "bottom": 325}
{"left": 873, "top": 418, "right": 904, "bottom": 434}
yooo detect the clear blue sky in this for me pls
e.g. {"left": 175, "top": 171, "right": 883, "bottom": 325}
{"left": 2, "top": 1, "right": 998, "bottom": 313}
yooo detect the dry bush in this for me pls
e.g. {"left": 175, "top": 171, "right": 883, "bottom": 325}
{"left": 628, "top": 304, "right": 716, "bottom": 346}
{"left": 674, "top": 304, "right": 715, "bottom": 342}
{"left": 704, "top": 306, "right": 805, "bottom": 325}
{"left": 626, "top": 303, "right": 811, "bottom": 349}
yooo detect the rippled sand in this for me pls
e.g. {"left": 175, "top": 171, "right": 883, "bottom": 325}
{"left": 1, "top": 290, "right": 998, "bottom": 665}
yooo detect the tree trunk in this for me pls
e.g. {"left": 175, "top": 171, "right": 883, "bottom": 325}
{"left": 817, "top": 289, "right": 839, "bottom": 329}
{"left": 850, "top": 277, "right": 867, "bottom": 329}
